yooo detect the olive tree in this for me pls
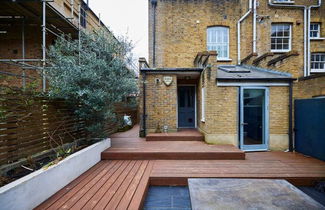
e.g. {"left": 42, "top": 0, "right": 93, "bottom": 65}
{"left": 46, "top": 30, "right": 137, "bottom": 137}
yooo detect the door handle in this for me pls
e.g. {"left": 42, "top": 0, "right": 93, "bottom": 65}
{"left": 241, "top": 123, "right": 248, "bottom": 125}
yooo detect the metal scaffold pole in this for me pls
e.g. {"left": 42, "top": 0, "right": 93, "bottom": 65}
{"left": 78, "top": 4, "right": 81, "bottom": 65}
{"left": 22, "top": 17, "right": 26, "bottom": 89}
{"left": 42, "top": 0, "right": 46, "bottom": 92}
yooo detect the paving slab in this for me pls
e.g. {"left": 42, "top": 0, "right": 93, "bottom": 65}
{"left": 188, "top": 178, "right": 325, "bottom": 210}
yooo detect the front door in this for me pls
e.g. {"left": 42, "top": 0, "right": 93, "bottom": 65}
{"left": 178, "top": 86, "right": 196, "bottom": 128}
{"left": 240, "top": 87, "right": 269, "bottom": 151}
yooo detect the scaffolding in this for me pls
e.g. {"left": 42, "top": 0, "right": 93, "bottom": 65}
{"left": 0, "top": 0, "right": 103, "bottom": 92}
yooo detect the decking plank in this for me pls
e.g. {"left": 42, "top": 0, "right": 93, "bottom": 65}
{"left": 51, "top": 161, "right": 116, "bottom": 209}
{"left": 81, "top": 161, "right": 131, "bottom": 210}
{"left": 127, "top": 161, "right": 154, "bottom": 210}
{"left": 116, "top": 160, "right": 149, "bottom": 210}
{"left": 35, "top": 161, "right": 105, "bottom": 210}
{"left": 92, "top": 161, "right": 137, "bottom": 209}
{"left": 69, "top": 160, "right": 124, "bottom": 210}
{"left": 104, "top": 161, "right": 143, "bottom": 209}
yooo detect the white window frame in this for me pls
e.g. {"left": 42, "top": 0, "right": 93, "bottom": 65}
{"left": 271, "top": 24, "right": 292, "bottom": 53}
{"left": 311, "top": 53, "right": 325, "bottom": 73}
{"left": 310, "top": 23, "right": 321, "bottom": 39}
{"left": 201, "top": 87, "right": 205, "bottom": 122}
{"left": 207, "top": 26, "right": 230, "bottom": 60}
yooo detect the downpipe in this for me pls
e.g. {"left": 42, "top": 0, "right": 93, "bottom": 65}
{"left": 237, "top": 0, "right": 253, "bottom": 65}
{"left": 267, "top": 0, "right": 322, "bottom": 77}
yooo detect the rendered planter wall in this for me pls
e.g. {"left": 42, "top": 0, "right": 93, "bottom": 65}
{"left": 0, "top": 139, "right": 111, "bottom": 210}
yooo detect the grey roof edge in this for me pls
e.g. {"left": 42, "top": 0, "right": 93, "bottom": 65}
{"left": 216, "top": 78, "right": 296, "bottom": 81}
{"left": 217, "top": 65, "right": 293, "bottom": 78}
{"left": 241, "top": 65, "right": 293, "bottom": 77}
{"left": 140, "top": 67, "right": 203, "bottom": 72}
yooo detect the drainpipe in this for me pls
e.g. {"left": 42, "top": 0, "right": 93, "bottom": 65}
{"left": 253, "top": 0, "right": 257, "bottom": 54}
{"left": 304, "top": 8, "right": 307, "bottom": 77}
{"left": 288, "top": 80, "right": 293, "bottom": 152}
{"left": 142, "top": 72, "right": 147, "bottom": 137}
{"left": 151, "top": 0, "right": 157, "bottom": 67}
{"left": 237, "top": 0, "right": 253, "bottom": 65}
{"left": 307, "top": 0, "right": 322, "bottom": 76}
{"left": 268, "top": 0, "right": 322, "bottom": 77}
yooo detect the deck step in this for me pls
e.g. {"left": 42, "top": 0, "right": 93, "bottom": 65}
{"left": 146, "top": 129, "right": 204, "bottom": 141}
{"left": 101, "top": 142, "right": 245, "bottom": 160}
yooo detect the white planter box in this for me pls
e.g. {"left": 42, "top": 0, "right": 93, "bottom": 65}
{"left": 0, "top": 138, "right": 111, "bottom": 210}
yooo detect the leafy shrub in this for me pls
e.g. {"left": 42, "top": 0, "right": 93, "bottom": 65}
{"left": 46, "top": 30, "right": 137, "bottom": 137}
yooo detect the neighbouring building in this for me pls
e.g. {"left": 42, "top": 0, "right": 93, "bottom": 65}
{"left": 0, "top": 0, "right": 111, "bottom": 90}
{"left": 139, "top": 0, "right": 325, "bottom": 151}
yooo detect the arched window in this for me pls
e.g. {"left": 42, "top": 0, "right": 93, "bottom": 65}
{"left": 207, "top": 26, "right": 229, "bottom": 60}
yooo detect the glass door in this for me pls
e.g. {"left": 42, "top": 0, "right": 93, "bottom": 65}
{"left": 240, "top": 87, "right": 269, "bottom": 151}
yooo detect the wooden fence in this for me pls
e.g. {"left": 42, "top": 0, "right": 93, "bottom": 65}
{"left": 0, "top": 91, "right": 138, "bottom": 166}
{"left": 0, "top": 93, "right": 86, "bottom": 166}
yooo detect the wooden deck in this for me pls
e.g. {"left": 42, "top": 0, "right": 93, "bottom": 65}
{"left": 102, "top": 126, "right": 245, "bottom": 160}
{"left": 146, "top": 129, "right": 204, "bottom": 141}
{"left": 102, "top": 139, "right": 245, "bottom": 160}
{"left": 35, "top": 160, "right": 154, "bottom": 210}
{"left": 150, "top": 152, "right": 325, "bottom": 186}
{"left": 37, "top": 125, "right": 325, "bottom": 210}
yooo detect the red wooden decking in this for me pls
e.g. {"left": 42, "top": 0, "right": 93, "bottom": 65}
{"left": 102, "top": 126, "right": 245, "bottom": 160}
{"left": 35, "top": 160, "right": 153, "bottom": 210}
{"left": 146, "top": 129, "right": 204, "bottom": 141}
{"left": 36, "top": 125, "right": 325, "bottom": 210}
{"left": 150, "top": 152, "right": 325, "bottom": 186}
{"left": 102, "top": 139, "right": 245, "bottom": 160}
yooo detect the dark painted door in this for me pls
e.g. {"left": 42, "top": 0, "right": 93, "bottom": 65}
{"left": 295, "top": 98, "right": 325, "bottom": 161}
{"left": 178, "top": 86, "right": 195, "bottom": 128}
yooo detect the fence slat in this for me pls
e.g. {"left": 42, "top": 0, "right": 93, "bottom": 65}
{"left": 0, "top": 92, "right": 86, "bottom": 165}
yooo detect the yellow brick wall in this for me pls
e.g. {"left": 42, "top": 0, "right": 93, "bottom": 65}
{"left": 294, "top": 75, "right": 325, "bottom": 99}
{"left": 197, "top": 67, "right": 289, "bottom": 149}
{"left": 139, "top": 73, "right": 178, "bottom": 133}
{"left": 269, "top": 86, "right": 289, "bottom": 150}
{"left": 138, "top": 66, "right": 290, "bottom": 150}
{"left": 148, "top": 0, "right": 325, "bottom": 78}
{"left": 49, "top": 0, "right": 103, "bottom": 31}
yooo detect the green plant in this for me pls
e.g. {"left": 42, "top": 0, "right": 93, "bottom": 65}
{"left": 46, "top": 30, "right": 137, "bottom": 137}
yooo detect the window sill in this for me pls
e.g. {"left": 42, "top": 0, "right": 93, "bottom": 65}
{"left": 311, "top": 37, "right": 325, "bottom": 41}
{"left": 273, "top": 1, "right": 295, "bottom": 4}
{"left": 311, "top": 69, "right": 325, "bottom": 73}
{"left": 217, "top": 58, "right": 232, "bottom": 62}
{"left": 271, "top": 50, "right": 291, "bottom": 54}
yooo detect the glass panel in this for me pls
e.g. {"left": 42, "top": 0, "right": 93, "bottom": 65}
{"left": 243, "top": 89, "right": 265, "bottom": 145}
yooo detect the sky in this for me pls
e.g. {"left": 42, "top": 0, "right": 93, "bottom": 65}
{"left": 89, "top": 0, "right": 149, "bottom": 61}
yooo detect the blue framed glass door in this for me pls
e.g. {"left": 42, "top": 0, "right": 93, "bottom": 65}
{"left": 240, "top": 87, "right": 269, "bottom": 151}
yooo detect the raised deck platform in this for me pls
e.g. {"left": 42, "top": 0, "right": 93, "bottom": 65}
{"left": 150, "top": 152, "right": 325, "bottom": 186}
{"left": 103, "top": 126, "right": 244, "bottom": 160}
{"left": 146, "top": 129, "right": 204, "bottom": 141}
{"left": 102, "top": 140, "right": 245, "bottom": 160}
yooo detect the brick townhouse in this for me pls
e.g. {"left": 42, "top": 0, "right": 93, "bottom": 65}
{"left": 139, "top": 0, "right": 325, "bottom": 151}
{"left": 0, "top": 0, "right": 110, "bottom": 90}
